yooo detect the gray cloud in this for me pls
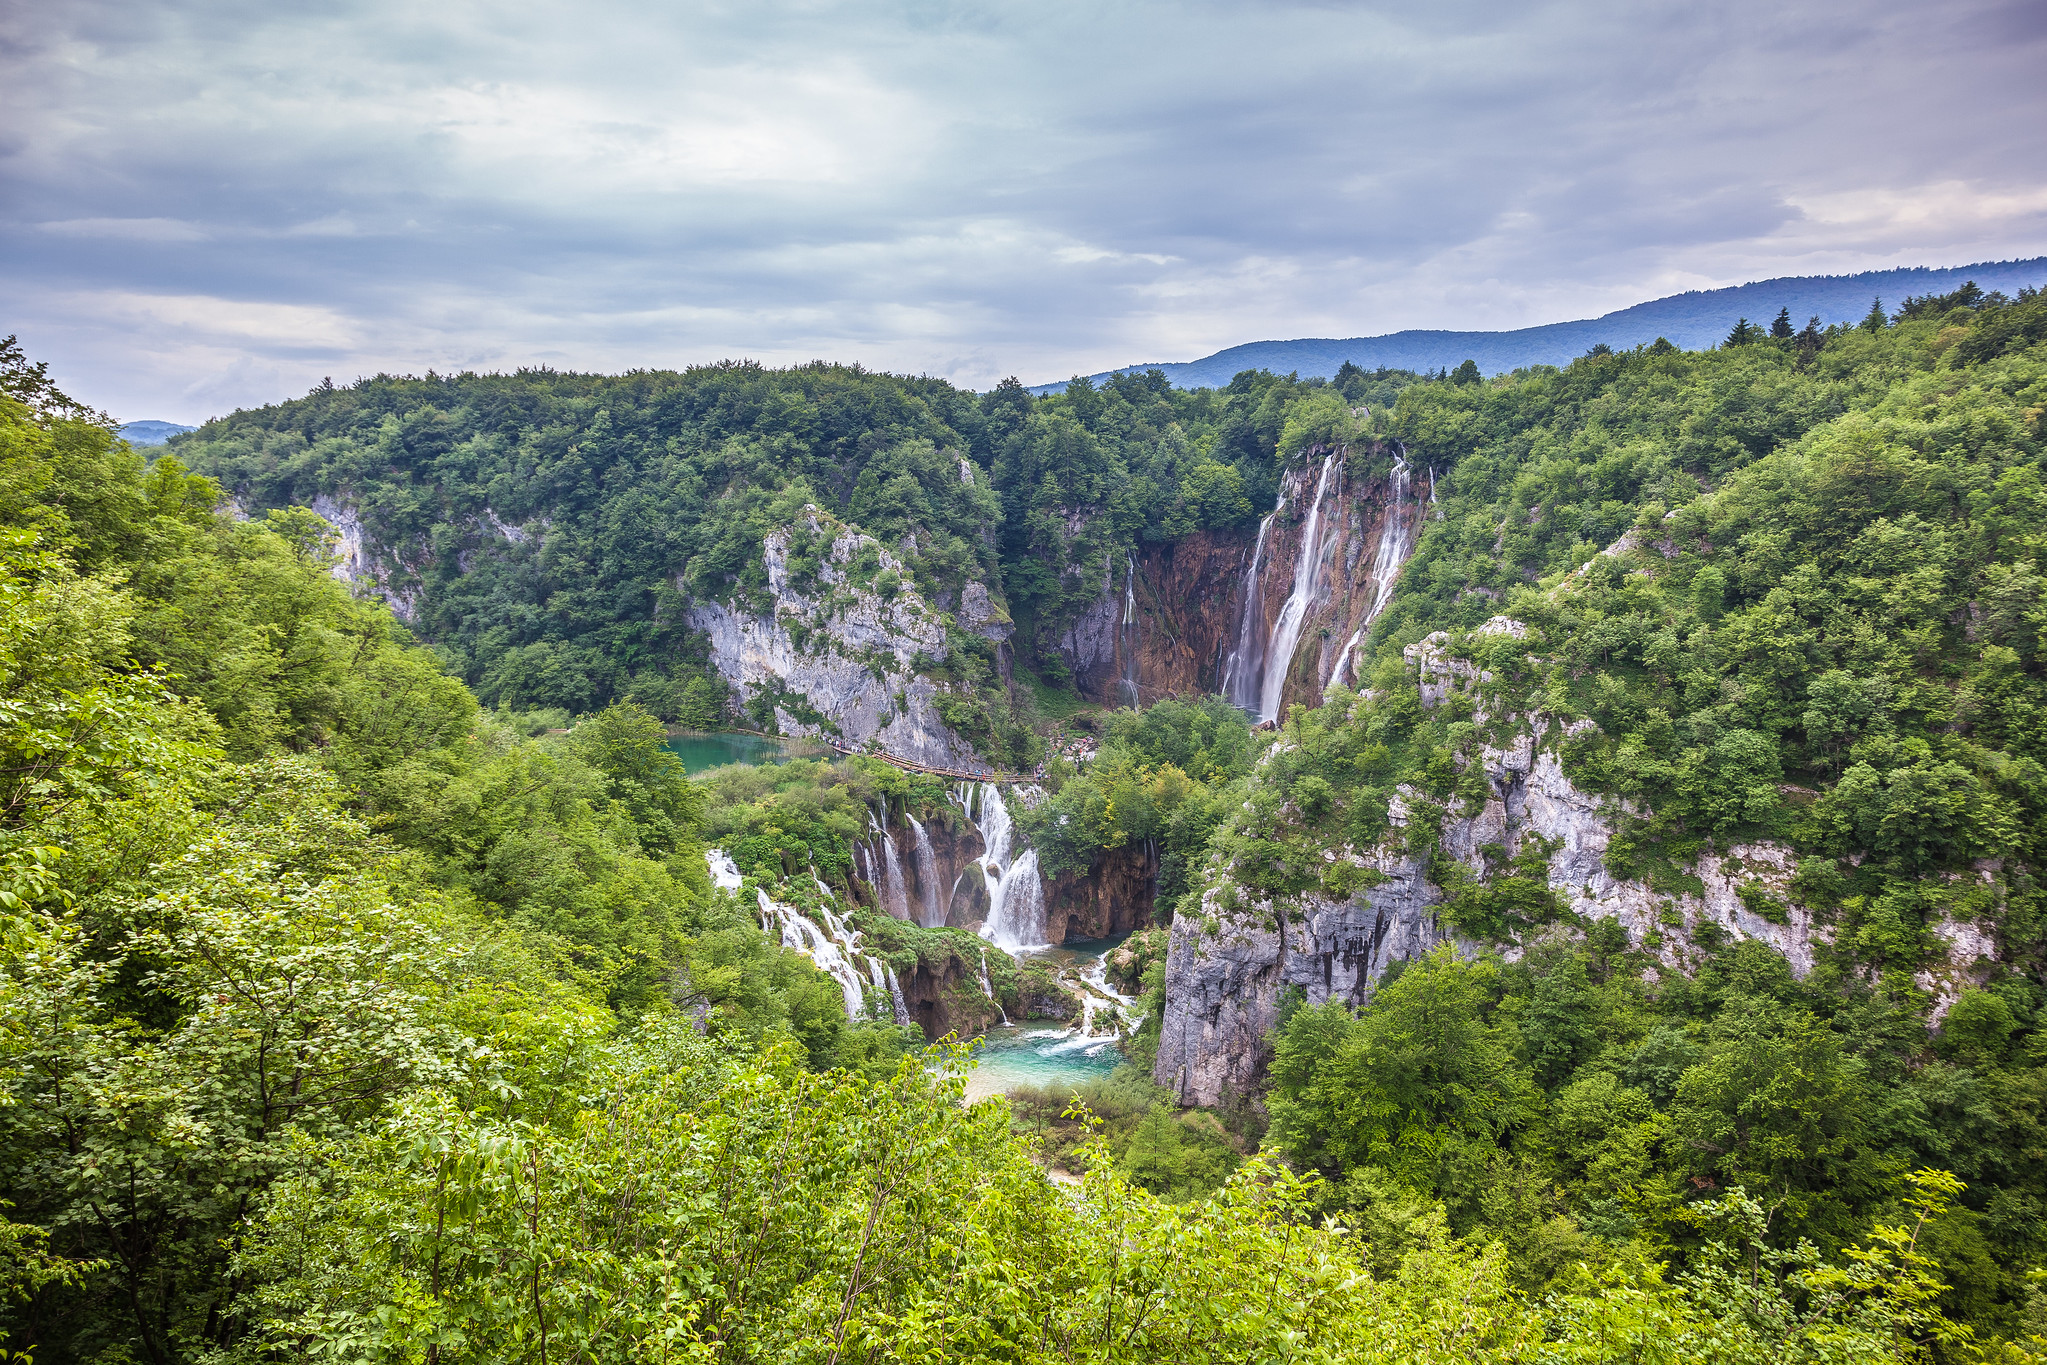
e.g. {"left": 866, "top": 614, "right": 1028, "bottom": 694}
{"left": 3, "top": 0, "right": 2044, "bottom": 421}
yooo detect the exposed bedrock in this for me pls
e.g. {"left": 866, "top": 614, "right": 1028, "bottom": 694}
{"left": 1045, "top": 842, "right": 1160, "bottom": 941}
{"left": 689, "top": 510, "right": 997, "bottom": 768}
{"left": 901, "top": 953, "right": 1005, "bottom": 1041}
{"left": 1056, "top": 444, "right": 1424, "bottom": 715}
{"left": 1156, "top": 622, "right": 2005, "bottom": 1107}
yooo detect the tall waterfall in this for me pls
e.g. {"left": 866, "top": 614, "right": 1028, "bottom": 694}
{"left": 1119, "top": 551, "right": 1140, "bottom": 706}
{"left": 1220, "top": 505, "right": 1281, "bottom": 711}
{"left": 1329, "top": 451, "right": 1416, "bottom": 691}
{"left": 1256, "top": 452, "right": 1341, "bottom": 724}
{"left": 907, "top": 814, "right": 943, "bottom": 928}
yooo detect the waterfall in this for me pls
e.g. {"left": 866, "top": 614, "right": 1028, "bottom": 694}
{"left": 1256, "top": 452, "right": 1341, "bottom": 724}
{"left": 907, "top": 814, "right": 943, "bottom": 928}
{"left": 1119, "top": 551, "right": 1140, "bottom": 706}
{"left": 977, "top": 948, "right": 1011, "bottom": 1026}
{"left": 1365, "top": 455, "right": 1414, "bottom": 624}
{"left": 758, "top": 887, "right": 867, "bottom": 1017}
{"left": 968, "top": 783, "right": 1050, "bottom": 951}
{"left": 1329, "top": 453, "right": 1417, "bottom": 690}
{"left": 868, "top": 959, "right": 912, "bottom": 1027}
{"left": 983, "top": 847, "right": 1048, "bottom": 951}
{"left": 705, "top": 849, "right": 743, "bottom": 891}
{"left": 877, "top": 828, "right": 912, "bottom": 921}
{"left": 1220, "top": 504, "right": 1281, "bottom": 711}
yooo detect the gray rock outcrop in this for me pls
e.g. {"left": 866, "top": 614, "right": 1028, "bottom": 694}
{"left": 687, "top": 508, "right": 991, "bottom": 768}
{"left": 1155, "top": 616, "right": 2000, "bottom": 1107}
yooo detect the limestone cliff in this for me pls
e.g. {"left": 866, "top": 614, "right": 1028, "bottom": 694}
{"left": 687, "top": 507, "right": 999, "bottom": 767}
{"left": 1154, "top": 616, "right": 2001, "bottom": 1107}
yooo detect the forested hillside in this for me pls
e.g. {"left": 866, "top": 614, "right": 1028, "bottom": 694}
{"left": 3, "top": 274, "right": 2047, "bottom": 1361}
{"left": 1145, "top": 282, "right": 2047, "bottom": 1352}
{"left": 168, "top": 357, "right": 1415, "bottom": 762}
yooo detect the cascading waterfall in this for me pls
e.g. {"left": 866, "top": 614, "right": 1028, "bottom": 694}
{"left": 1327, "top": 452, "right": 1418, "bottom": 691}
{"left": 907, "top": 814, "right": 943, "bottom": 928}
{"left": 867, "top": 959, "right": 912, "bottom": 1027}
{"left": 877, "top": 822, "right": 912, "bottom": 921}
{"left": 1256, "top": 451, "right": 1341, "bottom": 724}
{"left": 758, "top": 887, "right": 867, "bottom": 1018}
{"left": 977, "top": 949, "right": 1010, "bottom": 1025}
{"left": 963, "top": 782, "right": 1050, "bottom": 952}
{"left": 1220, "top": 502, "right": 1281, "bottom": 710}
{"left": 1119, "top": 551, "right": 1140, "bottom": 706}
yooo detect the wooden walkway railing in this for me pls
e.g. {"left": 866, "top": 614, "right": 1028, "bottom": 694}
{"left": 717, "top": 726, "right": 1030, "bottom": 784}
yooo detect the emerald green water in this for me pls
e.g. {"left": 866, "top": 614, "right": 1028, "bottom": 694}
{"left": 666, "top": 730, "right": 829, "bottom": 775}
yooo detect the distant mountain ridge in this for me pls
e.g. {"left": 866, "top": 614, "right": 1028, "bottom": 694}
{"left": 119, "top": 420, "right": 196, "bottom": 445}
{"left": 1033, "top": 256, "right": 2047, "bottom": 393}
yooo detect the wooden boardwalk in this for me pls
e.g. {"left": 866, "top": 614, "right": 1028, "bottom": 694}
{"left": 719, "top": 727, "right": 1030, "bottom": 784}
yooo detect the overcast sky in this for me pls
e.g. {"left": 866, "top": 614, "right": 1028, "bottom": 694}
{"left": 6, "top": 0, "right": 2046, "bottom": 423}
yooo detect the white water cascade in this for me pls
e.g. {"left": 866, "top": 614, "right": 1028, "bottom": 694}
{"left": 1220, "top": 503, "right": 1281, "bottom": 711}
{"left": 907, "top": 814, "right": 943, "bottom": 927}
{"left": 977, "top": 949, "right": 1011, "bottom": 1025}
{"left": 758, "top": 887, "right": 868, "bottom": 1018}
{"left": 1256, "top": 451, "right": 1341, "bottom": 724}
{"left": 960, "top": 782, "right": 1051, "bottom": 952}
{"left": 1119, "top": 551, "right": 1141, "bottom": 706}
{"left": 1328, "top": 453, "right": 1417, "bottom": 691}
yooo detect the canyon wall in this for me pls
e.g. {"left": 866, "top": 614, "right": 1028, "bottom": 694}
{"left": 1055, "top": 444, "right": 1426, "bottom": 718}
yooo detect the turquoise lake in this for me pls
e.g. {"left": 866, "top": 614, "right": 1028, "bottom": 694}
{"left": 666, "top": 730, "right": 830, "bottom": 775}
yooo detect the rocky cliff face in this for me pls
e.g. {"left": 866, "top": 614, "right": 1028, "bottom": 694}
{"left": 688, "top": 508, "right": 998, "bottom": 767}
{"left": 1046, "top": 842, "right": 1159, "bottom": 941}
{"left": 1056, "top": 445, "right": 1425, "bottom": 715}
{"left": 1154, "top": 617, "right": 2000, "bottom": 1107}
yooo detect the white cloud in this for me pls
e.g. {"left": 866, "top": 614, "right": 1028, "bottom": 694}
{"left": 3, "top": 0, "right": 2044, "bottom": 419}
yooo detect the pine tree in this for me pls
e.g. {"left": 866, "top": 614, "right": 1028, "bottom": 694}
{"left": 1770, "top": 307, "right": 1794, "bottom": 339}
{"left": 1724, "top": 317, "right": 1760, "bottom": 347}
{"left": 1861, "top": 296, "right": 1889, "bottom": 332}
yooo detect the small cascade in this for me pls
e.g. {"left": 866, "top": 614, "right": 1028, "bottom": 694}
{"left": 977, "top": 948, "right": 1011, "bottom": 1026}
{"left": 705, "top": 849, "right": 743, "bottom": 891}
{"left": 1118, "top": 551, "right": 1140, "bottom": 706}
{"left": 758, "top": 887, "right": 866, "bottom": 1018}
{"left": 907, "top": 814, "right": 943, "bottom": 928}
{"left": 1220, "top": 504, "right": 1281, "bottom": 711}
{"left": 1257, "top": 451, "right": 1341, "bottom": 724}
{"left": 868, "top": 959, "right": 912, "bottom": 1027}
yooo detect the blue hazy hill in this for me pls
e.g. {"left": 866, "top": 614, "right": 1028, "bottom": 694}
{"left": 119, "top": 420, "right": 196, "bottom": 446}
{"left": 1033, "top": 256, "right": 2047, "bottom": 393}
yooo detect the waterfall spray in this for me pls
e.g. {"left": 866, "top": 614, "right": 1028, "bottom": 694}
{"left": 1119, "top": 550, "right": 1140, "bottom": 706}
{"left": 1220, "top": 503, "right": 1281, "bottom": 710}
{"left": 1257, "top": 452, "right": 1341, "bottom": 724}
{"left": 907, "top": 814, "right": 943, "bottom": 928}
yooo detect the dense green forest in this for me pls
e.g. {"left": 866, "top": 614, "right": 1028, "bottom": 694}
{"left": 168, "top": 354, "right": 1412, "bottom": 739}
{"left": 1, "top": 275, "right": 2045, "bottom": 1361}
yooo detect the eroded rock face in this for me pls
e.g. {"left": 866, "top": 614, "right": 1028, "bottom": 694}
{"left": 1156, "top": 844, "right": 1447, "bottom": 1106}
{"left": 1045, "top": 842, "right": 1159, "bottom": 941}
{"left": 688, "top": 510, "right": 994, "bottom": 768}
{"left": 1156, "top": 616, "right": 1996, "bottom": 1107}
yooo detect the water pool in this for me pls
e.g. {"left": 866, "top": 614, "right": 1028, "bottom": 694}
{"left": 667, "top": 730, "right": 831, "bottom": 775}
{"left": 961, "top": 1027, "right": 1125, "bottom": 1103}
{"left": 959, "top": 933, "right": 1142, "bottom": 1103}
